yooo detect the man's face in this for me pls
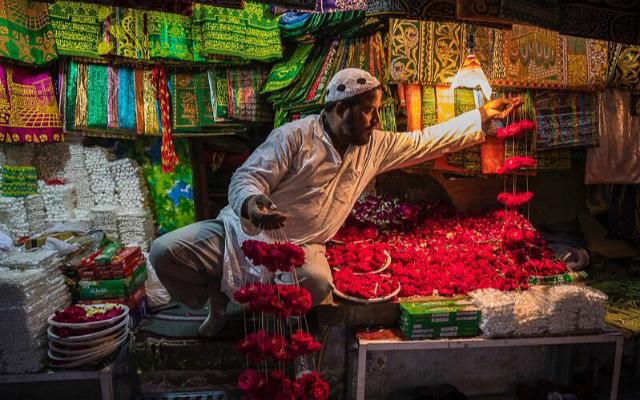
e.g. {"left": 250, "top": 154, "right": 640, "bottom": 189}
{"left": 340, "top": 88, "right": 382, "bottom": 146}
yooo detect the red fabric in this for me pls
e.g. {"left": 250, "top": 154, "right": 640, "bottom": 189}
{"left": 155, "top": 67, "right": 179, "bottom": 173}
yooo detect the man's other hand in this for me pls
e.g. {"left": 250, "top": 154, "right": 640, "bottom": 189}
{"left": 243, "top": 194, "right": 287, "bottom": 230}
{"left": 480, "top": 97, "right": 524, "bottom": 124}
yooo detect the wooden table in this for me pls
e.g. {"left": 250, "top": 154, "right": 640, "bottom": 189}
{"left": 356, "top": 330, "right": 624, "bottom": 400}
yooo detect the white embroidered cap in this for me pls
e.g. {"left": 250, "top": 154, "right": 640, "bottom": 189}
{"left": 325, "top": 68, "right": 381, "bottom": 103}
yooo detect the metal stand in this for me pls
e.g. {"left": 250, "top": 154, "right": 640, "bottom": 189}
{"left": 355, "top": 332, "right": 624, "bottom": 400}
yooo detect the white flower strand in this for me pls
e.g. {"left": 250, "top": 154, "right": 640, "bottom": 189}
{"left": 0, "top": 196, "right": 29, "bottom": 239}
{"left": 470, "top": 285, "right": 607, "bottom": 337}
{"left": 110, "top": 159, "right": 147, "bottom": 210}
{"left": 84, "top": 146, "right": 117, "bottom": 207}
{"left": 39, "top": 181, "right": 76, "bottom": 224}
{"left": 0, "top": 252, "right": 70, "bottom": 373}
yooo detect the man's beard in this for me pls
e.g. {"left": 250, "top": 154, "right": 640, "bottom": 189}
{"left": 344, "top": 113, "right": 371, "bottom": 146}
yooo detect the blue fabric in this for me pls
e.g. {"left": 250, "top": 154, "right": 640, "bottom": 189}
{"left": 117, "top": 68, "right": 136, "bottom": 130}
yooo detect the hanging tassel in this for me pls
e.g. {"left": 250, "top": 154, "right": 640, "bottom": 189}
{"left": 154, "top": 66, "right": 179, "bottom": 173}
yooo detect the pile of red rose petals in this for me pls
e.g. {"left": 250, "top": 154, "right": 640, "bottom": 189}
{"left": 333, "top": 269, "right": 399, "bottom": 299}
{"left": 333, "top": 201, "right": 566, "bottom": 299}
{"left": 326, "top": 242, "right": 389, "bottom": 273}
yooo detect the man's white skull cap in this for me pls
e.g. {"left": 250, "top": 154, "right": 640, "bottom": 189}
{"left": 325, "top": 68, "right": 381, "bottom": 103}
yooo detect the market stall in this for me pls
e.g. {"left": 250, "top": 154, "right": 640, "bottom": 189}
{"left": 0, "top": 0, "right": 639, "bottom": 399}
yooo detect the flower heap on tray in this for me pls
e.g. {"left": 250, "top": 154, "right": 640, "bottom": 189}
{"left": 327, "top": 240, "right": 399, "bottom": 303}
{"left": 233, "top": 240, "right": 330, "bottom": 400}
{"left": 47, "top": 303, "right": 129, "bottom": 369}
{"left": 330, "top": 196, "right": 567, "bottom": 300}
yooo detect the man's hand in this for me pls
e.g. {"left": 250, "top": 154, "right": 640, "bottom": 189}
{"left": 479, "top": 97, "right": 524, "bottom": 124}
{"left": 242, "top": 194, "right": 287, "bottom": 230}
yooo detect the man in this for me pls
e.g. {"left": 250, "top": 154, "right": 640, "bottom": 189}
{"left": 150, "top": 68, "right": 522, "bottom": 337}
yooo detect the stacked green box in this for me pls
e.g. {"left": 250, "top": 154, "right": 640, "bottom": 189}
{"left": 78, "top": 263, "right": 148, "bottom": 300}
{"left": 400, "top": 300, "right": 481, "bottom": 339}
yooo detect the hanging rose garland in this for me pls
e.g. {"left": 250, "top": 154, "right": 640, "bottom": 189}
{"left": 241, "top": 240, "right": 306, "bottom": 272}
{"left": 497, "top": 192, "right": 534, "bottom": 208}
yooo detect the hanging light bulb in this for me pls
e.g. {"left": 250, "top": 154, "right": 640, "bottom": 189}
{"left": 449, "top": 26, "right": 493, "bottom": 100}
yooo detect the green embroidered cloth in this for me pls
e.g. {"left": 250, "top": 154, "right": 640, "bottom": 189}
{"left": 262, "top": 44, "right": 313, "bottom": 93}
{"left": 0, "top": 0, "right": 57, "bottom": 65}
{"left": 172, "top": 72, "right": 216, "bottom": 131}
{"left": 268, "top": 32, "right": 395, "bottom": 130}
{"left": 208, "top": 69, "right": 228, "bottom": 120}
{"left": 193, "top": 1, "right": 282, "bottom": 62}
{"left": 48, "top": 1, "right": 105, "bottom": 60}
{"left": 86, "top": 64, "right": 109, "bottom": 128}
{"left": 101, "top": 7, "right": 148, "bottom": 60}
{"left": 147, "top": 11, "right": 194, "bottom": 61}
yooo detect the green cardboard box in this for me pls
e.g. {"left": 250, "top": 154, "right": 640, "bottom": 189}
{"left": 400, "top": 301, "right": 480, "bottom": 327}
{"left": 79, "top": 263, "right": 147, "bottom": 300}
{"left": 401, "top": 323, "right": 479, "bottom": 339}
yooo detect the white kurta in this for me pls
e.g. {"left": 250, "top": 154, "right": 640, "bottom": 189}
{"left": 217, "top": 110, "right": 484, "bottom": 296}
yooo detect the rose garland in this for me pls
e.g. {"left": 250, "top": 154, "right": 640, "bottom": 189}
{"left": 238, "top": 238, "right": 328, "bottom": 399}
{"left": 238, "top": 369, "right": 330, "bottom": 400}
{"left": 234, "top": 283, "right": 312, "bottom": 318}
{"left": 496, "top": 119, "right": 535, "bottom": 138}
{"left": 241, "top": 240, "right": 306, "bottom": 272}
{"left": 326, "top": 242, "right": 389, "bottom": 273}
{"left": 497, "top": 156, "right": 537, "bottom": 175}
{"left": 497, "top": 192, "right": 534, "bottom": 208}
{"left": 236, "top": 330, "right": 322, "bottom": 363}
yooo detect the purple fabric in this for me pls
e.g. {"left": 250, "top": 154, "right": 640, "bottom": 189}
{"left": 0, "top": 65, "right": 63, "bottom": 144}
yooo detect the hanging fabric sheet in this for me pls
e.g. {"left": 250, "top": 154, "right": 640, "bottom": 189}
{"left": 100, "top": 7, "right": 149, "bottom": 60}
{"left": 193, "top": 1, "right": 282, "bottom": 62}
{"left": 156, "top": 67, "right": 179, "bottom": 173}
{"left": 147, "top": 11, "right": 194, "bottom": 61}
{"left": 226, "top": 67, "right": 272, "bottom": 122}
{"left": 586, "top": 90, "right": 640, "bottom": 184}
{"left": 388, "top": 19, "right": 467, "bottom": 85}
{"left": 107, "top": 66, "right": 118, "bottom": 129}
{"left": 559, "top": 1, "right": 640, "bottom": 45}
{"left": 0, "top": 0, "right": 57, "bottom": 66}
{"left": 262, "top": 44, "right": 314, "bottom": 94}
{"left": 606, "top": 44, "right": 640, "bottom": 90}
{"left": 48, "top": 1, "right": 105, "bottom": 60}
{"left": 456, "top": 0, "right": 558, "bottom": 30}
{"left": 315, "top": 0, "right": 366, "bottom": 12}
{"left": 118, "top": 68, "right": 136, "bottom": 130}
{"left": 61, "top": 0, "right": 195, "bottom": 16}
{"left": 365, "top": 0, "right": 455, "bottom": 20}
{"left": 0, "top": 65, "right": 63, "bottom": 144}
{"left": 485, "top": 25, "right": 608, "bottom": 90}
{"left": 86, "top": 64, "right": 108, "bottom": 128}
{"left": 172, "top": 71, "right": 215, "bottom": 131}
{"left": 533, "top": 91, "right": 599, "bottom": 150}
{"left": 207, "top": 69, "right": 228, "bottom": 120}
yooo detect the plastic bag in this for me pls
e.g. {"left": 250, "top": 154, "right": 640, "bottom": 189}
{"left": 144, "top": 252, "right": 171, "bottom": 308}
